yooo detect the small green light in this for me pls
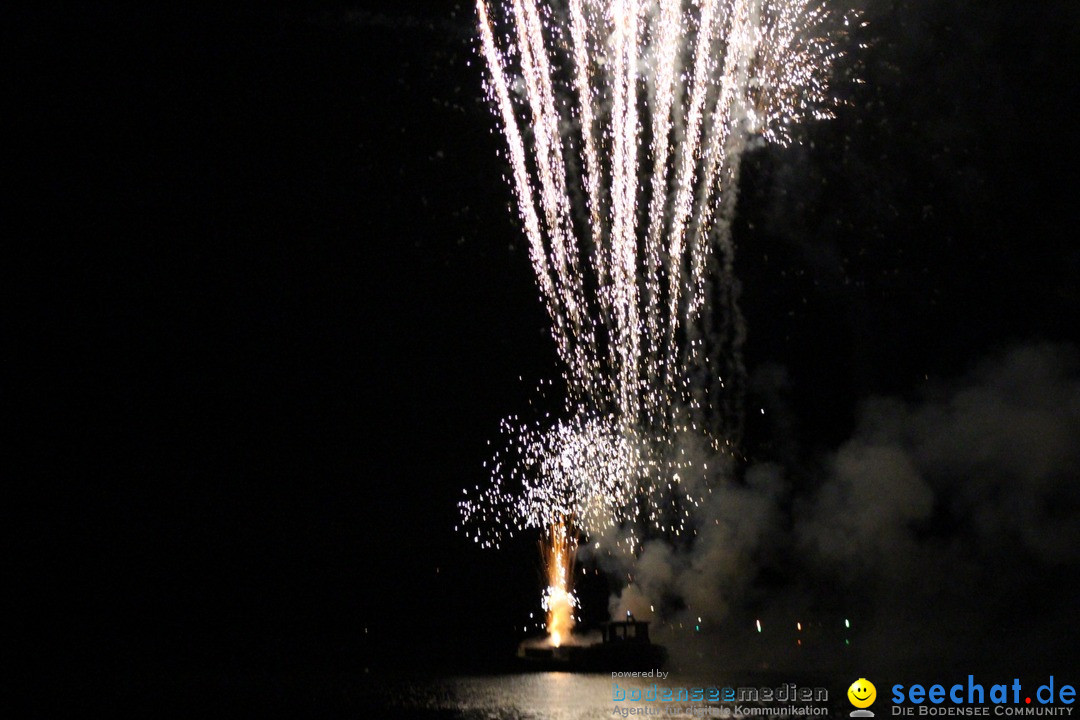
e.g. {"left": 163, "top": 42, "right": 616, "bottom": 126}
{"left": 695, "top": 625, "right": 700, "bottom": 632}
{"left": 845, "top": 638, "right": 850, "bottom": 646}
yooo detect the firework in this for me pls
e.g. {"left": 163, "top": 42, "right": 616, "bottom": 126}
{"left": 474, "top": 0, "right": 853, "bottom": 434}
{"left": 459, "top": 410, "right": 645, "bottom": 548}
{"left": 541, "top": 520, "right": 579, "bottom": 646}
{"left": 462, "top": 0, "right": 856, "bottom": 634}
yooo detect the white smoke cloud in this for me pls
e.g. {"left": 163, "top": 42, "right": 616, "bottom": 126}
{"left": 802, "top": 342, "right": 1080, "bottom": 569}
{"left": 608, "top": 343, "right": 1080, "bottom": 673}
{"left": 608, "top": 463, "right": 784, "bottom": 624}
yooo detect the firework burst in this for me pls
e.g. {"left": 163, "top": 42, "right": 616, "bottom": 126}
{"left": 461, "top": 0, "right": 858, "bottom": 635}
{"left": 473, "top": 0, "right": 854, "bottom": 433}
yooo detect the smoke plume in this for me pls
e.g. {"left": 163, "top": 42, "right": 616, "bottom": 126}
{"left": 606, "top": 343, "right": 1080, "bottom": 674}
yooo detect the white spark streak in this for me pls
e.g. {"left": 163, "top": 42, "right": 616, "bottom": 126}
{"left": 463, "top": 0, "right": 855, "bottom": 549}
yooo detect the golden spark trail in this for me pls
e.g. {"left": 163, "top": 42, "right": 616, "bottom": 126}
{"left": 541, "top": 519, "right": 578, "bottom": 646}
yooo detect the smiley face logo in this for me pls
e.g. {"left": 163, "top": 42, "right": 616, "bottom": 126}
{"left": 848, "top": 679, "right": 877, "bottom": 709}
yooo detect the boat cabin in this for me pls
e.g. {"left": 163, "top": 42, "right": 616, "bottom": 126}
{"left": 602, "top": 619, "right": 652, "bottom": 644}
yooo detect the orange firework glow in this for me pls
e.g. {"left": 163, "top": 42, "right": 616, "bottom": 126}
{"left": 540, "top": 519, "right": 578, "bottom": 647}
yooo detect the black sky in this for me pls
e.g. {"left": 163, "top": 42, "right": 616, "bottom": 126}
{"left": 9, "top": 0, "right": 1080, "bottom": 710}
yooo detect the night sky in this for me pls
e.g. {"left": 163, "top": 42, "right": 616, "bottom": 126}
{"left": 10, "top": 0, "right": 1080, "bottom": 712}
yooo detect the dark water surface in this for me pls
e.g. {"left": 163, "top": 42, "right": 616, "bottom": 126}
{"left": 361, "top": 671, "right": 847, "bottom": 720}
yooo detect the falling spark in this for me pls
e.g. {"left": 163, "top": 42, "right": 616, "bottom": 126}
{"left": 471, "top": 0, "right": 853, "bottom": 435}
{"left": 463, "top": 0, "right": 857, "bottom": 615}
